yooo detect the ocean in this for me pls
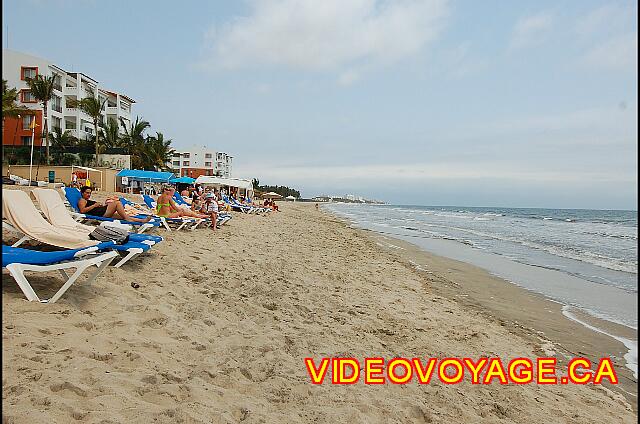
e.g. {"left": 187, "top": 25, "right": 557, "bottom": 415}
{"left": 324, "top": 204, "right": 638, "bottom": 328}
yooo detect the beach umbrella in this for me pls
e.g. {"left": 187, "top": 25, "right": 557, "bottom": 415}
{"left": 263, "top": 192, "right": 282, "bottom": 198}
{"left": 169, "top": 176, "right": 196, "bottom": 184}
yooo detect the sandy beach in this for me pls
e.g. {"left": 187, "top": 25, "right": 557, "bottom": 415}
{"left": 2, "top": 191, "right": 637, "bottom": 423}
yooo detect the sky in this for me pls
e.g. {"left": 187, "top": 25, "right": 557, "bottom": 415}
{"left": 3, "top": 0, "right": 638, "bottom": 209}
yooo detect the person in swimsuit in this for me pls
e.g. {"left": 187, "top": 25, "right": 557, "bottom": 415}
{"left": 78, "top": 186, "right": 152, "bottom": 223}
{"left": 156, "top": 186, "right": 208, "bottom": 219}
{"left": 201, "top": 193, "right": 220, "bottom": 231}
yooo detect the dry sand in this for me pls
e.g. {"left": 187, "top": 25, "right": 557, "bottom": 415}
{"left": 2, "top": 192, "right": 637, "bottom": 423}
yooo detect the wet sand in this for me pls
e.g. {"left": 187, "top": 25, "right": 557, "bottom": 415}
{"left": 367, "top": 232, "right": 638, "bottom": 403}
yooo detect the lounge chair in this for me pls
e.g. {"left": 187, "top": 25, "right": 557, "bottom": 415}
{"left": 139, "top": 195, "right": 208, "bottom": 230}
{"left": 3, "top": 244, "right": 118, "bottom": 303}
{"left": 173, "top": 193, "right": 233, "bottom": 226}
{"left": 2, "top": 189, "right": 156, "bottom": 268}
{"left": 230, "top": 196, "right": 267, "bottom": 213}
{"left": 222, "top": 195, "right": 253, "bottom": 213}
{"left": 31, "top": 189, "right": 162, "bottom": 246}
{"left": 63, "top": 187, "right": 159, "bottom": 234}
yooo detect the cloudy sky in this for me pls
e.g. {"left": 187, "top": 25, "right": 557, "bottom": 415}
{"left": 4, "top": 0, "right": 637, "bottom": 208}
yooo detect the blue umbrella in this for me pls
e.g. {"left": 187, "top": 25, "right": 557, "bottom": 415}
{"left": 169, "top": 176, "right": 196, "bottom": 184}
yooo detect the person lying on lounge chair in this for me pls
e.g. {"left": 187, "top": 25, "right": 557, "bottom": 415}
{"left": 78, "top": 186, "right": 152, "bottom": 223}
{"left": 191, "top": 198, "right": 202, "bottom": 213}
{"left": 156, "top": 186, "right": 208, "bottom": 219}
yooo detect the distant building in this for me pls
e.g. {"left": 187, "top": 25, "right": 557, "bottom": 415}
{"left": 2, "top": 49, "right": 134, "bottom": 147}
{"left": 168, "top": 145, "right": 233, "bottom": 178}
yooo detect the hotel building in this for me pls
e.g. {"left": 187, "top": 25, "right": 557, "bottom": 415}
{"left": 2, "top": 49, "right": 135, "bottom": 147}
{"left": 168, "top": 145, "right": 233, "bottom": 178}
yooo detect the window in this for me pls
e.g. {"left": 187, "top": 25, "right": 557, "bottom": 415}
{"left": 21, "top": 67, "right": 37, "bottom": 80}
{"left": 21, "top": 90, "right": 37, "bottom": 103}
{"left": 21, "top": 136, "right": 32, "bottom": 145}
{"left": 172, "top": 161, "right": 180, "bottom": 166}
{"left": 205, "top": 153, "right": 212, "bottom": 158}
{"left": 205, "top": 162, "right": 212, "bottom": 167}
{"left": 183, "top": 161, "right": 190, "bottom": 166}
{"left": 22, "top": 115, "right": 35, "bottom": 130}
{"left": 182, "top": 153, "right": 190, "bottom": 158}
{"left": 52, "top": 116, "right": 61, "bottom": 132}
{"left": 172, "top": 152, "right": 181, "bottom": 157}
{"left": 51, "top": 95, "right": 62, "bottom": 112}
{"left": 52, "top": 74, "right": 62, "bottom": 91}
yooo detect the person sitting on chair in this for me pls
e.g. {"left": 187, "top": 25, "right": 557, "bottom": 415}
{"left": 156, "top": 186, "right": 208, "bottom": 219}
{"left": 78, "top": 186, "right": 152, "bottom": 223}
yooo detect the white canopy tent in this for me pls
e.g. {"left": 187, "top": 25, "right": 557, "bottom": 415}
{"left": 71, "top": 165, "right": 103, "bottom": 191}
{"left": 194, "top": 176, "right": 254, "bottom": 198}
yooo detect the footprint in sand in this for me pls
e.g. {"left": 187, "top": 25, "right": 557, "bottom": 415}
{"left": 49, "top": 381, "right": 87, "bottom": 397}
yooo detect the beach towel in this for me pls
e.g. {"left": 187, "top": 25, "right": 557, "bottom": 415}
{"left": 2, "top": 189, "right": 98, "bottom": 249}
{"left": 31, "top": 188, "right": 95, "bottom": 235}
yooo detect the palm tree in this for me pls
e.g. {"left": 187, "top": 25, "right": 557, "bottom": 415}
{"left": 48, "top": 127, "right": 78, "bottom": 150}
{"left": 99, "top": 117, "right": 121, "bottom": 150}
{"left": 2, "top": 79, "right": 29, "bottom": 119}
{"left": 120, "top": 116, "right": 150, "bottom": 169}
{"left": 25, "top": 75, "right": 55, "bottom": 163}
{"left": 74, "top": 91, "right": 107, "bottom": 164}
{"left": 145, "top": 132, "right": 174, "bottom": 170}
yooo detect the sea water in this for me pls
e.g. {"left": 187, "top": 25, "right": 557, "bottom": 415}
{"left": 325, "top": 204, "right": 637, "bottom": 328}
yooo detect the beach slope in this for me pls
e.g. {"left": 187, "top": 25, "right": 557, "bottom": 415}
{"left": 2, "top": 199, "right": 636, "bottom": 423}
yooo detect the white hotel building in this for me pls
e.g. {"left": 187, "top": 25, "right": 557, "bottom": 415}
{"left": 168, "top": 145, "right": 233, "bottom": 178}
{"left": 2, "top": 49, "right": 134, "bottom": 147}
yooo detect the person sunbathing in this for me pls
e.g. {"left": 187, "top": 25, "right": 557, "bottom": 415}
{"left": 156, "top": 186, "right": 208, "bottom": 219}
{"left": 78, "top": 186, "right": 152, "bottom": 223}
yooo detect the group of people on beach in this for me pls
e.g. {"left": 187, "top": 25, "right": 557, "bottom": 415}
{"left": 76, "top": 183, "right": 279, "bottom": 232}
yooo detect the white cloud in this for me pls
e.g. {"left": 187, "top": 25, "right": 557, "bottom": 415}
{"left": 574, "top": 3, "right": 633, "bottom": 37}
{"left": 200, "top": 0, "right": 448, "bottom": 72}
{"left": 337, "top": 69, "right": 361, "bottom": 86}
{"left": 443, "top": 42, "right": 488, "bottom": 78}
{"left": 236, "top": 162, "right": 635, "bottom": 186}
{"left": 509, "top": 12, "right": 554, "bottom": 50}
{"left": 581, "top": 32, "right": 638, "bottom": 71}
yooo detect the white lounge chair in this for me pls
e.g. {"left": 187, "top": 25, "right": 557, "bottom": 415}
{"left": 3, "top": 244, "right": 118, "bottom": 303}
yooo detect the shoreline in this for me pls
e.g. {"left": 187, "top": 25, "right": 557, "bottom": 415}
{"left": 2, "top": 196, "right": 638, "bottom": 422}
{"left": 343, "top": 220, "right": 638, "bottom": 403}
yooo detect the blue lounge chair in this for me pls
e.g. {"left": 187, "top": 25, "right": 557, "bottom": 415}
{"left": 30, "top": 188, "right": 164, "bottom": 247}
{"left": 121, "top": 197, "right": 199, "bottom": 231}
{"left": 2, "top": 243, "right": 118, "bottom": 303}
{"left": 63, "top": 187, "right": 160, "bottom": 234}
{"left": 222, "top": 195, "right": 252, "bottom": 213}
{"left": 2, "top": 190, "right": 160, "bottom": 268}
{"left": 140, "top": 195, "right": 207, "bottom": 230}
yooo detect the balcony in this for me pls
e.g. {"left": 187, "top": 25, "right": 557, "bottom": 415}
{"left": 53, "top": 84, "right": 62, "bottom": 92}
{"left": 65, "top": 85, "right": 78, "bottom": 94}
{"left": 106, "top": 106, "right": 118, "bottom": 114}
